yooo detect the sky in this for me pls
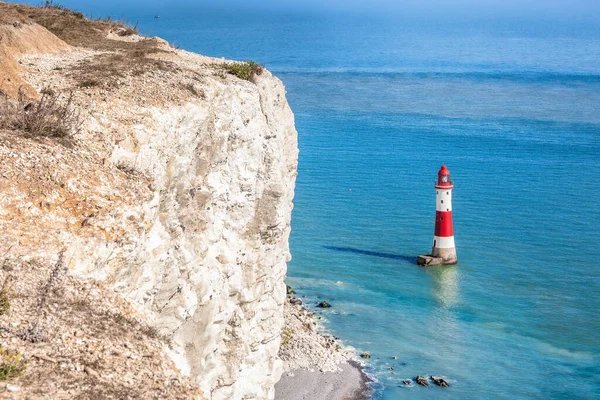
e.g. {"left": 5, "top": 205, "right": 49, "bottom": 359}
{"left": 9, "top": 0, "right": 600, "bottom": 23}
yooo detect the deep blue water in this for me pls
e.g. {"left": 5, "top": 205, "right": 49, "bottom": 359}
{"left": 22, "top": 2, "right": 600, "bottom": 398}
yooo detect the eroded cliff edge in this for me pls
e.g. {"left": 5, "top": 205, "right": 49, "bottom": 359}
{"left": 0, "top": 3, "right": 297, "bottom": 399}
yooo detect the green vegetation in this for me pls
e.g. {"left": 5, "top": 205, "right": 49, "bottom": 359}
{"left": 0, "top": 289, "right": 10, "bottom": 316}
{"left": 224, "top": 60, "right": 264, "bottom": 82}
{"left": 281, "top": 327, "right": 294, "bottom": 346}
{"left": 0, "top": 348, "right": 27, "bottom": 380}
{"left": 0, "top": 276, "right": 14, "bottom": 316}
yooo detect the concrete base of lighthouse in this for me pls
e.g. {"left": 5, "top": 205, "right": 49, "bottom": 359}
{"left": 417, "top": 239, "right": 458, "bottom": 266}
{"left": 417, "top": 254, "right": 458, "bottom": 267}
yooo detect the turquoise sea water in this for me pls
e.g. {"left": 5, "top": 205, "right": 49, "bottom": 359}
{"left": 160, "top": 14, "right": 600, "bottom": 398}
{"left": 24, "top": 3, "right": 600, "bottom": 398}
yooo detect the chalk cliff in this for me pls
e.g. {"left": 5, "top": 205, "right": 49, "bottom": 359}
{"left": 0, "top": 3, "right": 297, "bottom": 399}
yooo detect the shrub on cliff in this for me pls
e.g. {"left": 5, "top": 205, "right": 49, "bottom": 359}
{"left": 0, "top": 276, "right": 14, "bottom": 316}
{"left": 0, "top": 89, "right": 82, "bottom": 139}
{"left": 224, "top": 60, "right": 264, "bottom": 82}
{"left": 0, "top": 348, "right": 27, "bottom": 380}
{"left": 281, "top": 327, "right": 295, "bottom": 346}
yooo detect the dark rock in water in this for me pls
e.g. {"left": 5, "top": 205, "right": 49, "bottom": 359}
{"left": 402, "top": 379, "right": 413, "bottom": 386}
{"left": 360, "top": 351, "right": 371, "bottom": 359}
{"left": 388, "top": 367, "right": 394, "bottom": 371}
{"left": 286, "top": 284, "right": 295, "bottom": 295}
{"left": 416, "top": 376, "right": 429, "bottom": 387}
{"left": 430, "top": 376, "right": 449, "bottom": 388}
{"left": 317, "top": 301, "right": 331, "bottom": 308}
{"left": 392, "top": 356, "right": 397, "bottom": 360}
{"left": 289, "top": 297, "right": 302, "bottom": 305}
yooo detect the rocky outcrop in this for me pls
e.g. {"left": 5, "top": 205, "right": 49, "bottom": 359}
{"left": 431, "top": 376, "right": 449, "bottom": 387}
{"left": 416, "top": 375, "right": 429, "bottom": 386}
{"left": 0, "top": 4, "right": 298, "bottom": 399}
{"left": 278, "top": 299, "right": 352, "bottom": 373}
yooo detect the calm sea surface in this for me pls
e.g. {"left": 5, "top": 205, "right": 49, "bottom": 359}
{"left": 39, "top": 4, "right": 600, "bottom": 398}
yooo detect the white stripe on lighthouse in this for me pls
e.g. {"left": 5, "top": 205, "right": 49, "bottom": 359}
{"left": 433, "top": 235, "right": 455, "bottom": 249}
{"left": 435, "top": 189, "right": 453, "bottom": 212}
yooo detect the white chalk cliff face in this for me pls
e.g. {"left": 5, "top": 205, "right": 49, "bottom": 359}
{"left": 1, "top": 23, "right": 298, "bottom": 397}
{"left": 97, "top": 72, "right": 298, "bottom": 399}
{"left": 98, "top": 74, "right": 298, "bottom": 399}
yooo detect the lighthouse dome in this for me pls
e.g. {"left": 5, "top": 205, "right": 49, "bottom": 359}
{"left": 436, "top": 165, "right": 453, "bottom": 187}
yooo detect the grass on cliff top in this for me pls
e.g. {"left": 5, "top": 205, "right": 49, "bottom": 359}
{"left": 0, "top": 89, "right": 82, "bottom": 140}
{"left": 0, "top": 1, "right": 158, "bottom": 56}
{"left": 0, "top": 1, "right": 141, "bottom": 49}
{"left": 0, "top": 1, "right": 179, "bottom": 87}
{"left": 71, "top": 51, "right": 178, "bottom": 89}
{"left": 224, "top": 61, "right": 264, "bottom": 82}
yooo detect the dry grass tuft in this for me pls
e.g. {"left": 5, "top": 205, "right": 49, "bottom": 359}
{"left": 182, "top": 82, "right": 206, "bottom": 99}
{"left": 115, "top": 21, "right": 139, "bottom": 37}
{"left": 70, "top": 50, "right": 177, "bottom": 87}
{"left": 78, "top": 80, "right": 99, "bottom": 88}
{"left": 0, "top": 89, "right": 82, "bottom": 140}
{"left": 0, "top": 276, "right": 13, "bottom": 316}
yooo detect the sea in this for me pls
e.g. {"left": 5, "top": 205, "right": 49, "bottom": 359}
{"left": 23, "top": 2, "right": 600, "bottom": 398}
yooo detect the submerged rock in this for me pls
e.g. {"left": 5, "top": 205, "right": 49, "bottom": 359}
{"left": 360, "top": 351, "right": 371, "bottom": 359}
{"left": 317, "top": 301, "right": 331, "bottom": 308}
{"left": 416, "top": 376, "right": 429, "bottom": 387}
{"left": 431, "top": 376, "right": 449, "bottom": 387}
{"left": 402, "top": 379, "right": 413, "bottom": 386}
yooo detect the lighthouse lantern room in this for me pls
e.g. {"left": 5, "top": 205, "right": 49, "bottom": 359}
{"left": 417, "top": 165, "right": 458, "bottom": 266}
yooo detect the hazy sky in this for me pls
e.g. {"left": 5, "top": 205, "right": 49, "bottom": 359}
{"left": 11, "top": 0, "right": 600, "bottom": 20}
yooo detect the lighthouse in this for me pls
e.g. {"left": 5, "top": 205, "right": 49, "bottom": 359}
{"left": 417, "top": 165, "right": 458, "bottom": 266}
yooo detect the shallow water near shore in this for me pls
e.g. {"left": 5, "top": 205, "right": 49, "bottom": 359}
{"left": 32, "top": 3, "right": 600, "bottom": 398}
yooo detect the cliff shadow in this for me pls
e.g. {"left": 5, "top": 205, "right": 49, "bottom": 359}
{"left": 323, "top": 246, "right": 415, "bottom": 263}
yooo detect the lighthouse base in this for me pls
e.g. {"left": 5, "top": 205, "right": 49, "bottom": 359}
{"left": 417, "top": 254, "right": 457, "bottom": 267}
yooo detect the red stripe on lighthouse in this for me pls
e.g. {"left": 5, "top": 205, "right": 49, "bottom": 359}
{"left": 434, "top": 211, "right": 453, "bottom": 237}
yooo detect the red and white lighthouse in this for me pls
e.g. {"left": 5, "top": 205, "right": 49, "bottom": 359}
{"left": 418, "top": 165, "right": 458, "bottom": 266}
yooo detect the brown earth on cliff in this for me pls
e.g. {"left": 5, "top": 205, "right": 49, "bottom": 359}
{"left": 0, "top": 3, "right": 69, "bottom": 98}
{"left": 0, "top": 1, "right": 183, "bottom": 99}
